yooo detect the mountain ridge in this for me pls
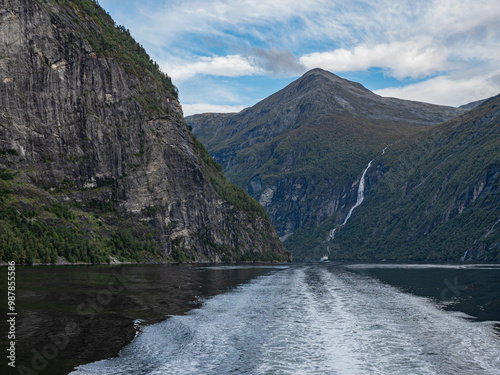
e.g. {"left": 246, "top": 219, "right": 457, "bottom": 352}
{"left": 332, "top": 94, "right": 500, "bottom": 261}
{"left": 186, "top": 68, "right": 467, "bottom": 259}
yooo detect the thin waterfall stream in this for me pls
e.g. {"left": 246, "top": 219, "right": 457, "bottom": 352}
{"left": 326, "top": 145, "right": 391, "bottom": 247}
{"left": 327, "top": 159, "right": 373, "bottom": 242}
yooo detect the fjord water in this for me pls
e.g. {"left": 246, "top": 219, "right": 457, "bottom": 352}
{"left": 0, "top": 264, "right": 280, "bottom": 375}
{"left": 73, "top": 264, "right": 500, "bottom": 375}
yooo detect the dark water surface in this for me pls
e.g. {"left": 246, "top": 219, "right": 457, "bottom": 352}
{"left": 346, "top": 263, "right": 500, "bottom": 324}
{"left": 0, "top": 264, "right": 282, "bottom": 375}
{"left": 73, "top": 263, "right": 500, "bottom": 375}
{"left": 1, "top": 263, "right": 499, "bottom": 374}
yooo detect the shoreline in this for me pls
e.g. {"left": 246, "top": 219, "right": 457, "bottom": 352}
{"left": 0, "top": 257, "right": 292, "bottom": 267}
{"left": 4, "top": 258, "right": 500, "bottom": 267}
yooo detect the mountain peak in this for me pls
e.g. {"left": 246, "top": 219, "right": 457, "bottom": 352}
{"left": 302, "top": 67, "right": 340, "bottom": 78}
{"left": 251, "top": 68, "right": 462, "bottom": 125}
{"left": 186, "top": 67, "right": 471, "bottom": 261}
{"left": 298, "top": 68, "right": 372, "bottom": 94}
{"left": 248, "top": 68, "right": 374, "bottom": 115}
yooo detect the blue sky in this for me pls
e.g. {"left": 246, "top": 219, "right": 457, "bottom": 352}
{"left": 99, "top": 0, "right": 500, "bottom": 116}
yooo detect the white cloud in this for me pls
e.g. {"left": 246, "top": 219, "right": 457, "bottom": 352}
{"left": 138, "top": 0, "right": 498, "bottom": 82}
{"left": 182, "top": 103, "right": 246, "bottom": 116}
{"left": 161, "top": 55, "right": 263, "bottom": 82}
{"left": 424, "top": 0, "right": 500, "bottom": 36}
{"left": 100, "top": 0, "right": 500, "bottom": 108}
{"left": 374, "top": 72, "right": 500, "bottom": 107}
{"left": 136, "top": 0, "right": 329, "bottom": 36}
{"left": 300, "top": 38, "right": 449, "bottom": 79}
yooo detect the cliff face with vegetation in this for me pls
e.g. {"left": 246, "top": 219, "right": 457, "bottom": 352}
{"left": 187, "top": 69, "right": 465, "bottom": 259}
{"left": 333, "top": 95, "right": 500, "bottom": 261}
{"left": 0, "top": 0, "right": 290, "bottom": 263}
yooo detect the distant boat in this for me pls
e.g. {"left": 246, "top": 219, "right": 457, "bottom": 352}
{"left": 320, "top": 255, "right": 329, "bottom": 262}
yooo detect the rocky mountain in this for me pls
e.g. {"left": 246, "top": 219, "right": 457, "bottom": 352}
{"left": 0, "top": 0, "right": 290, "bottom": 263}
{"left": 187, "top": 68, "right": 465, "bottom": 259}
{"left": 332, "top": 94, "right": 500, "bottom": 261}
{"left": 459, "top": 98, "right": 490, "bottom": 110}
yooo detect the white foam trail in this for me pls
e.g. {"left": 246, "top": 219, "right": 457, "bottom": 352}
{"left": 71, "top": 266, "right": 500, "bottom": 375}
{"left": 133, "top": 319, "right": 144, "bottom": 338}
{"left": 316, "top": 268, "right": 500, "bottom": 375}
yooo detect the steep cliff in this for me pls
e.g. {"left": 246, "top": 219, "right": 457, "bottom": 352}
{"left": 187, "top": 69, "right": 464, "bottom": 259}
{"left": 333, "top": 95, "right": 500, "bottom": 261}
{"left": 0, "top": 0, "right": 290, "bottom": 263}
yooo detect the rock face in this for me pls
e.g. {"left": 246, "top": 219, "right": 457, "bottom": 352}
{"left": 187, "top": 68, "right": 464, "bottom": 259}
{"left": 334, "top": 95, "right": 500, "bottom": 261}
{"left": 0, "top": 0, "right": 290, "bottom": 263}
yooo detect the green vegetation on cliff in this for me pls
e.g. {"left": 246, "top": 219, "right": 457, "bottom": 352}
{"left": 192, "top": 136, "right": 269, "bottom": 221}
{"left": 0, "top": 171, "right": 161, "bottom": 264}
{"left": 54, "top": 0, "right": 178, "bottom": 98}
{"left": 332, "top": 96, "right": 500, "bottom": 261}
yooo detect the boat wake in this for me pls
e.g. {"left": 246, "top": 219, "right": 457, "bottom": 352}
{"left": 72, "top": 266, "right": 500, "bottom": 375}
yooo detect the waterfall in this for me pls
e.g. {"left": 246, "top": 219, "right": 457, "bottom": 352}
{"left": 326, "top": 144, "right": 390, "bottom": 247}
{"left": 328, "top": 228, "right": 336, "bottom": 241}
{"left": 341, "top": 160, "right": 372, "bottom": 226}
{"left": 327, "top": 159, "right": 373, "bottom": 242}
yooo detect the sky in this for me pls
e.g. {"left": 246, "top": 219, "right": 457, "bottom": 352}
{"left": 99, "top": 0, "right": 500, "bottom": 116}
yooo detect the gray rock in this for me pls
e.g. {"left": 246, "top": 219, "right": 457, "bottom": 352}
{"left": 0, "top": 0, "right": 289, "bottom": 262}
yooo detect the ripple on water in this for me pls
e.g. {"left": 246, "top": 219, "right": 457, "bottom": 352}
{"left": 72, "top": 266, "right": 500, "bottom": 375}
